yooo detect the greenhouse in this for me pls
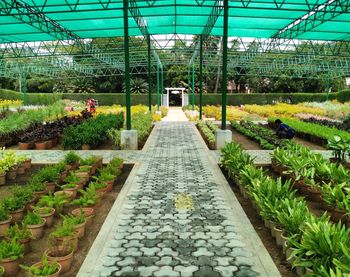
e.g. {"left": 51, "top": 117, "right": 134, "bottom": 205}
{"left": 0, "top": 0, "right": 349, "bottom": 276}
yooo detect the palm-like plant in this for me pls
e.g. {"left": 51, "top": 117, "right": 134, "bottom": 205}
{"left": 123, "top": 78, "right": 148, "bottom": 94}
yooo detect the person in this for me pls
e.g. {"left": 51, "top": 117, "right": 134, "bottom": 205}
{"left": 275, "top": 119, "right": 295, "bottom": 139}
{"left": 86, "top": 97, "right": 96, "bottom": 113}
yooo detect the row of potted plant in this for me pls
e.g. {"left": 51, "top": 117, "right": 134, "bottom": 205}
{"left": 0, "top": 152, "right": 124, "bottom": 276}
{"left": 0, "top": 102, "right": 66, "bottom": 148}
{"left": 18, "top": 109, "right": 93, "bottom": 150}
{"left": 63, "top": 113, "right": 124, "bottom": 150}
{"left": 0, "top": 150, "right": 31, "bottom": 186}
{"left": 108, "top": 111, "right": 153, "bottom": 150}
{"left": 301, "top": 116, "right": 350, "bottom": 132}
{"left": 220, "top": 141, "right": 350, "bottom": 276}
{"left": 268, "top": 117, "right": 350, "bottom": 146}
{"left": 230, "top": 120, "right": 290, "bottom": 150}
{"left": 271, "top": 142, "right": 350, "bottom": 224}
{"left": 197, "top": 120, "right": 216, "bottom": 149}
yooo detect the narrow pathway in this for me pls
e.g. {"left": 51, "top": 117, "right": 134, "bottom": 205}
{"left": 162, "top": 107, "right": 189, "bottom": 122}
{"left": 78, "top": 121, "right": 281, "bottom": 277}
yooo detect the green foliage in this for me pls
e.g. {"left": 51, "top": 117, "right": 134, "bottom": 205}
{"left": 10, "top": 186, "right": 34, "bottom": 204}
{"left": 72, "top": 185, "right": 99, "bottom": 207}
{"left": 61, "top": 183, "right": 77, "bottom": 189}
{"left": 2, "top": 196, "right": 25, "bottom": 212}
{"left": 5, "top": 224, "right": 31, "bottom": 241}
{"left": 64, "top": 172, "right": 80, "bottom": 184}
{"left": 22, "top": 256, "right": 60, "bottom": 276}
{"left": 0, "top": 205, "right": 9, "bottom": 222}
{"left": 62, "top": 214, "right": 85, "bottom": 226}
{"left": 63, "top": 113, "right": 123, "bottom": 149}
{"left": 327, "top": 135, "right": 350, "bottom": 162}
{"left": 64, "top": 151, "right": 81, "bottom": 165}
{"left": 23, "top": 212, "right": 45, "bottom": 226}
{"left": 50, "top": 222, "right": 75, "bottom": 239}
{"left": 37, "top": 194, "right": 68, "bottom": 211}
{"left": 197, "top": 121, "right": 216, "bottom": 147}
{"left": 0, "top": 240, "right": 24, "bottom": 261}
{"left": 123, "top": 78, "right": 148, "bottom": 94}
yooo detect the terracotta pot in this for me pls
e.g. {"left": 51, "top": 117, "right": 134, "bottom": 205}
{"left": 63, "top": 187, "right": 78, "bottom": 199}
{"left": 35, "top": 142, "right": 46, "bottom": 150}
{"left": 6, "top": 168, "right": 17, "bottom": 180}
{"left": 28, "top": 261, "right": 61, "bottom": 277}
{"left": 0, "top": 217, "right": 11, "bottom": 237}
{"left": 16, "top": 163, "right": 26, "bottom": 175}
{"left": 46, "top": 182, "right": 56, "bottom": 194}
{"left": 27, "top": 219, "right": 46, "bottom": 240}
{"left": 52, "top": 138, "right": 58, "bottom": 147}
{"left": 24, "top": 159, "right": 32, "bottom": 169}
{"left": 0, "top": 258, "right": 20, "bottom": 277}
{"left": 305, "top": 187, "right": 322, "bottom": 203}
{"left": 45, "top": 246, "right": 74, "bottom": 274}
{"left": 55, "top": 232, "right": 79, "bottom": 253}
{"left": 45, "top": 140, "right": 53, "bottom": 149}
{"left": 9, "top": 238, "right": 31, "bottom": 254}
{"left": 71, "top": 208, "right": 95, "bottom": 226}
{"left": 74, "top": 220, "right": 87, "bottom": 239}
{"left": 281, "top": 232, "right": 289, "bottom": 254}
{"left": 104, "top": 180, "right": 114, "bottom": 192}
{"left": 19, "top": 142, "right": 33, "bottom": 150}
{"left": 273, "top": 226, "right": 284, "bottom": 247}
{"left": 81, "top": 144, "right": 90, "bottom": 150}
{"left": 269, "top": 221, "right": 277, "bottom": 237}
{"left": 9, "top": 208, "right": 24, "bottom": 223}
{"left": 54, "top": 190, "right": 74, "bottom": 200}
{"left": 76, "top": 180, "right": 85, "bottom": 189}
{"left": 76, "top": 171, "right": 90, "bottom": 178}
{"left": 35, "top": 208, "right": 55, "bottom": 227}
{"left": 0, "top": 173, "right": 6, "bottom": 186}
{"left": 34, "top": 190, "right": 46, "bottom": 201}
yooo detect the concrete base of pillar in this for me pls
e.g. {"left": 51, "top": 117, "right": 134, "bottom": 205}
{"left": 121, "top": 130, "right": 138, "bottom": 150}
{"left": 215, "top": 129, "right": 232, "bottom": 149}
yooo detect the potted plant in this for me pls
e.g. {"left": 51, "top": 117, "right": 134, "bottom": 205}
{"left": 88, "top": 182, "right": 107, "bottom": 197}
{"left": 0, "top": 206, "right": 11, "bottom": 237}
{"left": 0, "top": 165, "right": 8, "bottom": 186}
{"left": 61, "top": 183, "right": 78, "bottom": 199}
{"left": 62, "top": 214, "right": 86, "bottom": 239}
{"left": 71, "top": 208, "right": 95, "bottom": 226}
{"left": 0, "top": 240, "right": 24, "bottom": 277}
{"left": 22, "top": 255, "right": 61, "bottom": 277}
{"left": 0, "top": 265, "right": 4, "bottom": 276}
{"left": 64, "top": 172, "right": 84, "bottom": 189}
{"left": 72, "top": 185, "right": 100, "bottom": 209}
{"left": 33, "top": 206, "right": 55, "bottom": 228}
{"left": 64, "top": 152, "right": 80, "bottom": 170}
{"left": 23, "top": 212, "right": 46, "bottom": 240}
{"left": 50, "top": 223, "right": 79, "bottom": 253}
{"left": 29, "top": 181, "right": 47, "bottom": 200}
{"left": 327, "top": 135, "right": 349, "bottom": 163}
{"left": 75, "top": 165, "right": 91, "bottom": 178}
{"left": 11, "top": 186, "right": 35, "bottom": 211}
{"left": 94, "top": 170, "right": 115, "bottom": 192}
{"left": 36, "top": 194, "right": 68, "bottom": 216}
{"left": 2, "top": 196, "right": 25, "bottom": 223}
{"left": 24, "top": 158, "right": 32, "bottom": 170}
{"left": 44, "top": 246, "right": 73, "bottom": 274}
{"left": 4, "top": 225, "right": 31, "bottom": 254}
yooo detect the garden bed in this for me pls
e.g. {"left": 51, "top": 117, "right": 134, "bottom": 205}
{"left": 230, "top": 127, "right": 262, "bottom": 150}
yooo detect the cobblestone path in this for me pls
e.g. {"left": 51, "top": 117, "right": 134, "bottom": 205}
{"left": 79, "top": 122, "right": 281, "bottom": 277}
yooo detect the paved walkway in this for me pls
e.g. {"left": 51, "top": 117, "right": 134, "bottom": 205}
{"left": 78, "top": 121, "right": 281, "bottom": 277}
{"left": 162, "top": 107, "right": 189, "bottom": 122}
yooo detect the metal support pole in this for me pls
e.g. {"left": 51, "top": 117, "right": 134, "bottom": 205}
{"left": 147, "top": 34, "right": 152, "bottom": 112}
{"left": 221, "top": 0, "right": 229, "bottom": 130}
{"left": 157, "top": 63, "right": 160, "bottom": 111}
{"left": 123, "top": 0, "right": 131, "bottom": 130}
{"left": 326, "top": 74, "right": 330, "bottom": 101}
{"left": 199, "top": 34, "right": 203, "bottom": 120}
{"left": 192, "top": 63, "right": 195, "bottom": 111}
{"left": 187, "top": 63, "right": 191, "bottom": 107}
{"left": 22, "top": 71, "right": 27, "bottom": 106}
{"left": 161, "top": 66, "right": 164, "bottom": 108}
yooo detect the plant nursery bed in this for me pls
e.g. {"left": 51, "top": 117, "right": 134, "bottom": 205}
{"left": 220, "top": 166, "right": 296, "bottom": 277}
{"left": 230, "top": 128, "right": 263, "bottom": 150}
{"left": 2, "top": 163, "right": 133, "bottom": 277}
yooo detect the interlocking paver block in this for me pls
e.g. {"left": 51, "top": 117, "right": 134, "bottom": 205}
{"left": 193, "top": 248, "right": 214, "bottom": 257}
{"left": 138, "top": 266, "right": 159, "bottom": 277}
{"left": 140, "top": 247, "right": 161, "bottom": 256}
{"left": 174, "top": 265, "right": 199, "bottom": 277}
{"left": 214, "top": 265, "right": 238, "bottom": 277}
{"left": 154, "top": 266, "right": 180, "bottom": 277}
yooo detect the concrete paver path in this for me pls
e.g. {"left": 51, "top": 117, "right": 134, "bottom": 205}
{"left": 78, "top": 120, "right": 281, "bottom": 277}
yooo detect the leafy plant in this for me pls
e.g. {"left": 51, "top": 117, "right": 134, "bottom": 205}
{"left": 62, "top": 214, "right": 85, "bottom": 226}
{"left": 37, "top": 194, "right": 68, "bottom": 212}
{"left": 50, "top": 222, "right": 75, "bottom": 239}
{"left": 0, "top": 240, "right": 24, "bottom": 261}
{"left": 11, "top": 185, "right": 34, "bottom": 203}
{"left": 22, "top": 256, "right": 60, "bottom": 276}
{"left": 72, "top": 186, "right": 99, "bottom": 207}
{"left": 23, "top": 212, "right": 45, "bottom": 226}
{"left": 64, "top": 172, "right": 80, "bottom": 184}
{"left": 4, "top": 224, "right": 31, "bottom": 241}
{"left": 0, "top": 205, "right": 9, "bottom": 222}
{"left": 327, "top": 135, "right": 350, "bottom": 162}
{"left": 2, "top": 196, "right": 25, "bottom": 212}
{"left": 61, "top": 183, "right": 77, "bottom": 189}
{"left": 64, "top": 151, "right": 81, "bottom": 165}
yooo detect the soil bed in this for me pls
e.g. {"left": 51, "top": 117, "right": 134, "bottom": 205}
{"left": 230, "top": 127, "right": 262, "bottom": 150}
{"left": 220, "top": 166, "right": 296, "bottom": 277}
{"left": 0, "top": 164, "right": 133, "bottom": 277}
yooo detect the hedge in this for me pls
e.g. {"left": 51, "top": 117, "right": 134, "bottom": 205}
{"left": 1, "top": 89, "right": 349, "bottom": 106}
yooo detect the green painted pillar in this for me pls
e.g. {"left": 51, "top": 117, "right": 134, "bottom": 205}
{"left": 157, "top": 63, "right": 160, "bottom": 111}
{"left": 199, "top": 34, "right": 203, "bottom": 120}
{"left": 161, "top": 66, "right": 164, "bottom": 107}
{"left": 192, "top": 64, "right": 195, "bottom": 111}
{"left": 123, "top": 0, "right": 131, "bottom": 130}
{"left": 221, "top": 0, "right": 229, "bottom": 130}
{"left": 22, "top": 71, "right": 27, "bottom": 106}
{"left": 187, "top": 63, "right": 191, "bottom": 107}
{"left": 147, "top": 34, "right": 152, "bottom": 112}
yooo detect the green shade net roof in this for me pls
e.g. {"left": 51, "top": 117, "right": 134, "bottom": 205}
{"left": 0, "top": 0, "right": 349, "bottom": 43}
